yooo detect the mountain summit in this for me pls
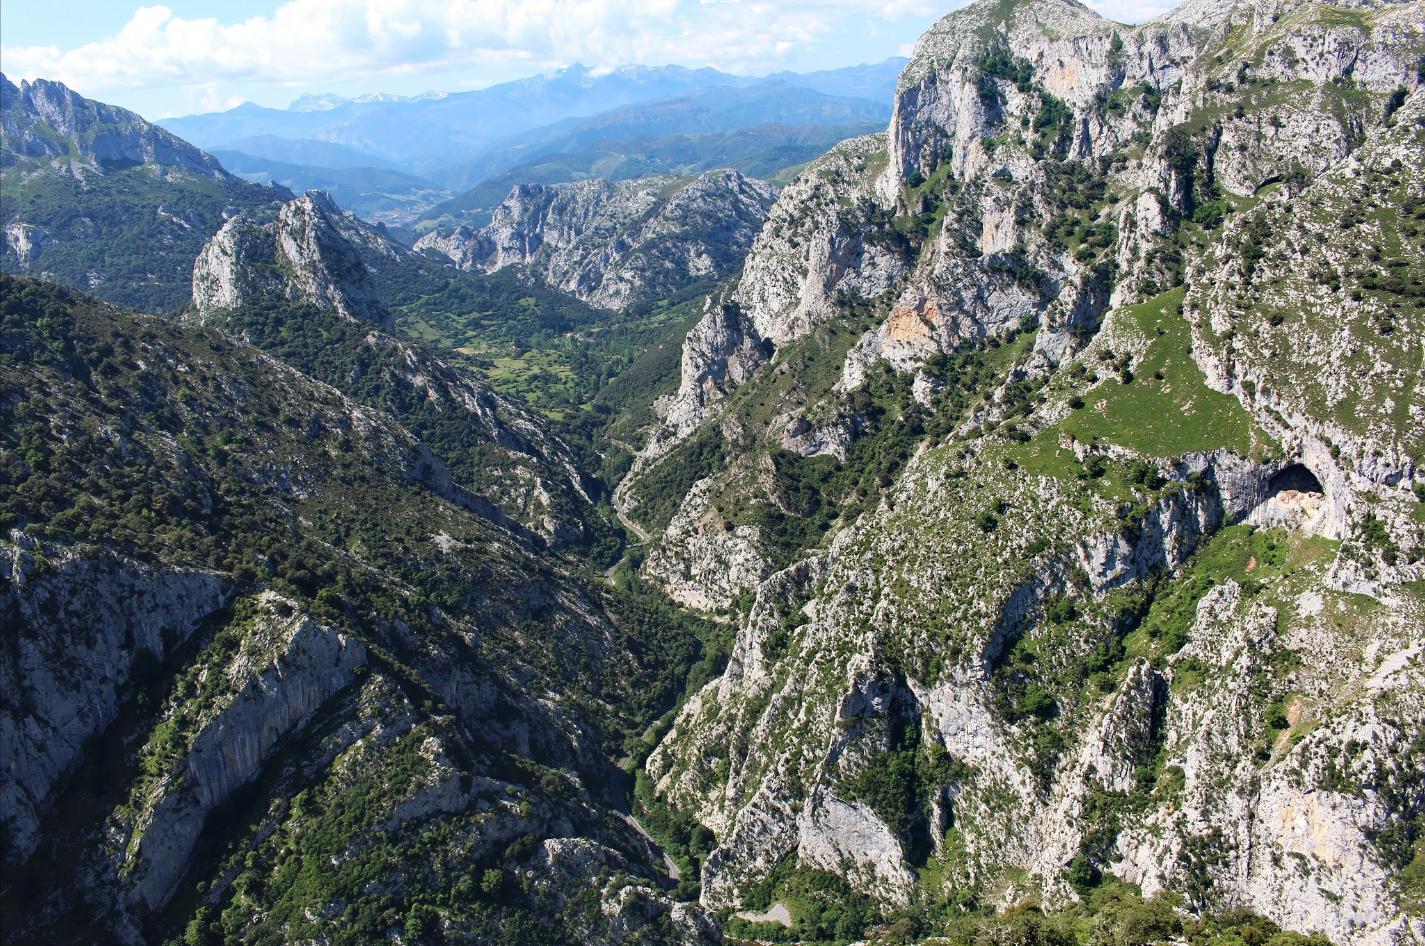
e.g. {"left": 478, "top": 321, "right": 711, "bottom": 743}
{"left": 2, "top": 73, "right": 226, "bottom": 176}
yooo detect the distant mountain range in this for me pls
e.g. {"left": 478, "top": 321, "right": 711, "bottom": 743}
{"left": 2, "top": 59, "right": 902, "bottom": 276}
{"left": 409, "top": 121, "right": 881, "bottom": 234}
{"left": 162, "top": 61, "right": 905, "bottom": 178}
{"left": 435, "top": 80, "right": 892, "bottom": 192}
{"left": 211, "top": 150, "right": 453, "bottom": 226}
{"left": 157, "top": 60, "right": 903, "bottom": 224}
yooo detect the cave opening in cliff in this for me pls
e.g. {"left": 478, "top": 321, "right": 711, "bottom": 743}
{"left": 1266, "top": 463, "right": 1324, "bottom": 498}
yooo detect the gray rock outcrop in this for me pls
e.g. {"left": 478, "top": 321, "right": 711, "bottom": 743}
{"left": 414, "top": 170, "right": 777, "bottom": 309}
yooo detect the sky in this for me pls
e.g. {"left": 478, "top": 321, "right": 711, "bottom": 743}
{"left": 2, "top": 0, "right": 1183, "bottom": 120}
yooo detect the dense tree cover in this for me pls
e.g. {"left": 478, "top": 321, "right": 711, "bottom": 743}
{"left": 977, "top": 44, "right": 1036, "bottom": 102}
{"left": 0, "top": 275, "right": 697, "bottom": 767}
{"left": 388, "top": 253, "right": 715, "bottom": 491}
{"left": 387, "top": 259, "right": 604, "bottom": 350}
{"left": 0, "top": 165, "right": 279, "bottom": 312}
{"left": 622, "top": 426, "right": 729, "bottom": 534}
{"left": 389, "top": 243, "right": 696, "bottom": 379}
{"left": 227, "top": 298, "right": 532, "bottom": 467}
{"left": 0, "top": 276, "right": 696, "bottom": 739}
{"left": 1, "top": 274, "right": 728, "bottom": 945}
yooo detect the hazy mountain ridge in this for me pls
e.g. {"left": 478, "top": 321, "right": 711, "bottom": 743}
{"left": 433, "top": 81, "right": 894, "bottom": 193}
{"left": 161, "top": 62, "right": 903, "bottom": 180}
{"left": 211, "top": 150, "right": 453, "bottom": 226}
{"left": 157, "top": 64, "right": 898, "bottom": 227}
{"left": 410, "top": 121, "right": 882, "bottom": 233}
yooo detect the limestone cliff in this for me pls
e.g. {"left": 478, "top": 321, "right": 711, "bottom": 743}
{"left": 0, "top": 74, "right": 283, "bottom": 310}
{"left": 629, "top": 2, "right": 1425, "bottom": 943}
{"left": 0, "top": 539, "right": 230, "bottom": 866}
{"left": 192, "top": 192, "right": 391, "bottom": 326}
{"left": 414, "top": 170, "right": 777, "bottom": 309}
{"left": 1, "top": 73, "right": 227, "bottom": 177}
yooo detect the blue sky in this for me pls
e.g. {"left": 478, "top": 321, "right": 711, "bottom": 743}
{"left": 2, "top": 0, "right": 1183, "bottom": 119}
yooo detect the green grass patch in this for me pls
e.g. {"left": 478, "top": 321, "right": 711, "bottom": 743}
{"left": 1125, "top": 525, "right": 1341, "bottom": 664}
{"left": 1059, "top": 288, "right": 1263, "bottom": 457}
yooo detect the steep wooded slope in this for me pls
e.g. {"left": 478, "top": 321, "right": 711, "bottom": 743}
{"left": 0, "top": 275, "right": 717, "bottom": 945}
{"left": 0, "top": 75, "right": 284, "bottom": 311}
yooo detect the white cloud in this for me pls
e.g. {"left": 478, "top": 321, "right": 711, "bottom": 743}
{"left": 190, "top": 83, "right": 246, "bottom": 114}
{"left": 2, "top": 0, "right": 1179, "bottom": 111}
{"left": 1, "top": 0, "right": 939, "bottom": 97}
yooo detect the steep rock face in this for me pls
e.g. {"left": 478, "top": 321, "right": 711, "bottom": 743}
{"left": 1, "top": 74, "right": 225, "bottom": 177}
{"left": 523, "top": 839, "right": 721, "bottom": 946}
{"left": 0, "top": 76, "right": 283, "bottom": 311}
{"left": 2, "top": 223, "right": 53, "bottom": 266}
{"left": 634, "top": 12, "right": 1425, "bottom": 922}
{"left": 1115, "top": 581, "right": 1425, "bottom": 946}
{"left": 1187, "top": 91, "right": 1425, "bottom": 509}
{"left": 881, "top": 0, "right": 1121, "bottom": 193}
{"left": 122, "top": 594, "right": 367, "bottom": 911}
{"left": 732, "top": 135, "right": 904, "bottom": 344}
{"left": 414, "top": 170, "right": 777, "bottom": 309}
{"left": 645, "top": 0, "right": 1422, "bottom": 461}
{"left": 648, "top": 294, "right": 771, "bottom": 450}
{"left": 649, "top": 135, "right": 902, "bottom": 452}
{"left": 0, "top": 538, "right": 230, "bottom": 866}
{"left": 640, "top": 473, "right": 774, "bottom": 612}
{"left": 651, "top": 406, "right": 1422, "bottom": 942}
{"left": 649, "top": 461, "right": 1232, "bottom": 906}
{"left": 858, "top": 0, "right": 1425, "bottom": 377}
{"left": 624, "top": 0, "right": 1423, "bottom": 639}
{"left": 192, "top": 192, "right": 391, "bottom": 327}
{"left": 884, "top": 0, "right": 1421, "bottom": 196}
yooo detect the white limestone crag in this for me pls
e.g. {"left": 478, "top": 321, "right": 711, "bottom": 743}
{"left": 414, "top": 170, "right": 777, "bottom": 310}
{"left": 122, "top": 593, "right": 367, "bottom": 911}
{"left": 0, "top": 536, "right": 230, "bottom": 867}
{"left": 1, "top": 73, "right": 227, "bottom": 177}
{"left": 192, "top": 192, "right": 392, "bottom": 327}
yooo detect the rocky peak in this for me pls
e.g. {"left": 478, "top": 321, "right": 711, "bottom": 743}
{"left": 1155, "top": 0, "right": 1392, "bottom": 30}
{"left": 1, "top": 76, "right": 285, "bottom": 312}
{"left": 414, "top": 170, "right": 778, "bottom": 309}
{"left": 187, "top": 194, "right": 603, "bottom": 546}
{"left": 903, "top": 0, "right": 1113, "bottom": 83}
{"left": 0, "top": 72, "right": 226, "bottom": 177}
{"left": 192, "top": 191, "right": 392, "bottom": 327}
{"left": 643, "top": 135, "right": 901, "bottom": 452}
